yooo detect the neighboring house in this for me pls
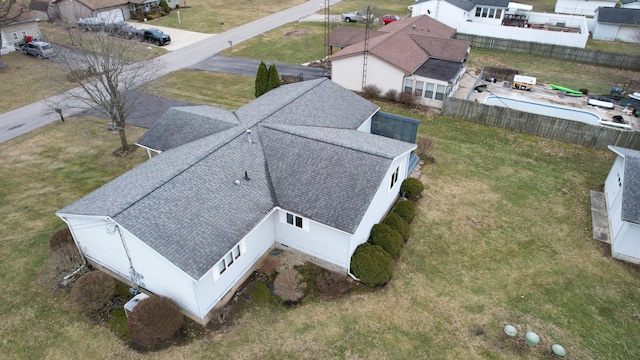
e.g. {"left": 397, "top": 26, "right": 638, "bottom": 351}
{"left": 57, "top": 78, "right": 419, "bottom": 325}
{"left": 591, "top": 7, "right": 640, "bottom": 42}
{"left": 604, "top": 146, "right": 640, "bottom": 264}
{"left": 554, "top": 0, "right": 617, "bottom": 16}
{"left": 48, "top": 0, "right": 176, "bottom": 24}
{"left": 328, "top": 15, "right": 471, "bottom": 109}
{"left": 0, "top": 7, "right": 43, "bottom": 55}
{"left": 408, "top": 0, "right": 511, "bottom": 29}
{"left": 622, "top": 0, "right": 640, "bottom": 10}
{"left": 409, "top": 0, "right": 590, "bottom": 47}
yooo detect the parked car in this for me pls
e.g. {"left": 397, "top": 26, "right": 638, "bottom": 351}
{"left": 381, "top": 14, "right": 400, "bottom": 25}
{"left": 21, "top": 41, "right": 55, "bottom": 58}
{"left": 341, "top": 10, "right": 376, "bottom": 23}
{"left": 77, "top": 17, "right": 105, "bottom": 32}
{"left": 105, "top": 22, "right": 144, "bottom": 39}
{"left": 143, "top": 28, "right": 171, "bottom": 46}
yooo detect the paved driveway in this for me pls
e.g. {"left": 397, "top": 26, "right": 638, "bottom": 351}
{"left": 124, "top": 22, "right": 215, "bottom": 52}
{"left": 190, "top": 54, "right": 329, "bottom": 80}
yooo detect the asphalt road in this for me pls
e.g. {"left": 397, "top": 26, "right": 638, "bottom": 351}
{"left": 0, "top": 0, "right": 342, "bottom": 143}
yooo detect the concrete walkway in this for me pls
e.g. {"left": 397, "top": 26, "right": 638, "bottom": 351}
{"left": 590, "top": 190, "right": 610, "bottom": 243}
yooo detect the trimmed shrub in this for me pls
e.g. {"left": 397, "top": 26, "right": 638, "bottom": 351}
{"left": 416, "top": 135, "right": 435, "bottom": 163}
{"left": 383, "top": 212, "right": 410, "bottom": 242}
{"left": 146, "top": 14, "right": 154, "bottom": 20}
{"left": 398, "top": 92, "right": 417, "bottom": 107}
{"left": 159, "top": 0, "right": 171, "bottom": 13}
{"left": 274, "top": 268, "right": 306, "bottom": 303}
{"left": 385, "top": 89, "right": 398, "bottom": 101}
{"left": 393, "top": 200, "right": 416, "bottom": 223}
{"left": 369, "top": 223, "right": 397, "bottom": 240}
{"left": 350, "top": 243, "right": 393, "bottom": 287}
{"left": 362, "top": 84, "right": 381, "bottom": 99}
{"left": 370, "top": 228, "right": 403, "bottom": 259}
{"left": 127, "top": 295, "right": 184, "bottom": 348}
{"left": 401, "top": 177, "right": 424, "bottom": 200}
{"left": 50, "top": 227, "right": 73, "bottom": 251}
{"left": 315, "top": 271, "right": 352, "bottom": 297}
{"left": 258, "top": 255, "right": 280, "bottom": 277}
{"left": 71, "top": 271, "right": 116, "bottom": 315}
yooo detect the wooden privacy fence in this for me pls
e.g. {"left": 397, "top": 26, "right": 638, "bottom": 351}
{"left": 454, "top": 34, "right": 640, "bottom": 70}
{"left": 442, "top": 97, "right": 640, "bottom": 150}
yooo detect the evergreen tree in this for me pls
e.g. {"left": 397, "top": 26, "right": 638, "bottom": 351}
{"left": 267, "top": 64, "right": 281, "bottom": 92}
{"left": 255, "top": 61, "right": 269, "bottom": 97}
{"left": 159, "top": 0, "right": 171, "bottom": 14}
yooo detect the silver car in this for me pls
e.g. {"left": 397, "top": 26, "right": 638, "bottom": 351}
{"left": 22, "top": 41, "right": 55, "bottom": 58}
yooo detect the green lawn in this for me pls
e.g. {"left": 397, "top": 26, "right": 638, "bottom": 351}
{"left": 1, "top": 72, "right": 639, "bottom": 358}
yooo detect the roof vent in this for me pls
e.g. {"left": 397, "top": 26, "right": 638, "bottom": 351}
{"left": 246, "top": 129, "right": 254, "bottom": 144}
{"left": 413, "top": 24, "right": 416, "bottom": 30}
{"left": 244, "top": 171, "right": 250, "bottom": 181}
{"left": 234, "top": 180, "right": 240, "bottom": 185}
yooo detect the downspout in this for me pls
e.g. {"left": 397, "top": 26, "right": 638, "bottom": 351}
{"left": 106, "top": 219, "right": 144, "bottom": 292}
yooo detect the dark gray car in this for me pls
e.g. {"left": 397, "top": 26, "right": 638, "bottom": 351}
{"left": 22, "top": 41, "right": 55, "bottom": 58}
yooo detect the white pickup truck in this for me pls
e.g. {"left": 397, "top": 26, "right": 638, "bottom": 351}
{"left": 341, "top": 10, "right": 375, "bottom": 23}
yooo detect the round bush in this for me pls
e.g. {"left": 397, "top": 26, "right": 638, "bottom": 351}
{"left": 71, "top": 271, "right": 116, "bottom": 315}
{"left": 383, "top": 212, "right": 410, "bottom": 242}
{"left": 393, "top": 200, "right": 416, "bottom": 222}
{"left": 369, "top": 223, "right": 396, "bottom": 239}
{"left": 401, "top": 178, "right": 424, "bottom": 199}
{"left": 127, "top": 295, "right": 184, "bottom": 348}
{"left": 50, "top": 227, "right": 73, "bottom": 251}
{"left": 370, "top": 229, "right": 403, "bottom": 259}
{"left": 274, "top": 268, "right": 306, "bottom": 302}
{"left": 350, "top": 243, "right": 394, "bottom": 287}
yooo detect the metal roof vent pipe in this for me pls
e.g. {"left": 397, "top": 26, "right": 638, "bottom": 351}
{"left": 244, "top": 171, "right": 250, "bottom": 181}
{"left": 246, "top": 129, "right": 254, "bottom": 144}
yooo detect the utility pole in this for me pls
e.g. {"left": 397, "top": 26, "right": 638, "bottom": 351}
{"left": 361, "top": 5, "right": 371, "bottom": 92}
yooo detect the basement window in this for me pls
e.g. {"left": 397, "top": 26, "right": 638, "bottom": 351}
{"left": 218, "top": 244, "right": 241, "bottom": 275}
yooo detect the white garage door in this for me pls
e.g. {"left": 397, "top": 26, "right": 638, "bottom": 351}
{"left": 98, "top": 9, "right": 124, "bottom": 23}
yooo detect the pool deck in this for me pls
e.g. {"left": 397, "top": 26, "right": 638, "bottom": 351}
{"left": 454, "top": 72, "right": 640, "bottom": 132}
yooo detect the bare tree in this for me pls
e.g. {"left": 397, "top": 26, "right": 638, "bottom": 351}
{"left": 53, "top": 26, "right": 162, "bottom": 151}
{"left": 0, "top": 0, "right": 28, "bottom": 68}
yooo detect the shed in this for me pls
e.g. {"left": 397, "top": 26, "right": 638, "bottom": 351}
{"left": 604, "top": 146, "right": 640, "bottom": 264}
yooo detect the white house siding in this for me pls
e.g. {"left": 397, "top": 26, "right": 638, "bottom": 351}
{"left": 604, "top": 156, "right": 624, "bottom": 211}
{"left": 409, "top": 1, "right": 469, "bottom": 29}
{"left": 623, "top": 2, "right": 640, "bottom": 9}
{"left": 555, "top": 0, "right": 616, "bottom": 16}
{"left": 195, "top": 210, "right": 276, "bottom": 319}
{"left": 617, "top": 27, "right": 638, "bottom": 42}
{"left": 470, "top": 6, "right": 504, "bottom": 26}
{"left": 63, "top": 216, "right": 201, "bottom": 318}
{"left": 611, "top": 223, "right": 640, "bottom": 264}
{"left": 276, "top": 209, "right": 352, "bottom": 269}
{"left": 591, "top": 23, "right": 619, "bottom": 41}
{"left": 348, "top": 152, "right": 414, "bottom": 261}
{"left": 457, "top": 16, "right": 589, "bottom": 47}
{"left": 331, "top": 55, "right": 406, "bottom": 95}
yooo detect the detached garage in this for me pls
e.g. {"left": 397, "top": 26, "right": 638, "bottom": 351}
{"left": 49, "top": 0, "right": 132, "bottom": 24}
{"left": 604, "top": 146, "right": 640, "bottom": 264}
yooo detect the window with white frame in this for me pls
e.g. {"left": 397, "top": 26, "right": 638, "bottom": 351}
{"left": 424, "top": 83, "right": 434, "bottom": 98}
{"left": 435, "top": 85, "right": 446, "bottom": 100}
{"left": 281, "top": 211, "right": 309, "bottom": 231}
{"left": 404, "top": 78, "right": 413, "bottom": 93}
{"left": 390, "top": 167, "right": 399, "bottom": 190}
{"left": 286, "top": 213, "right": 303, "bottom": 228}
{"left": 11, "top": 32, "right": 19, "bottom": 41}
{"left": 414, "top": 81, "right": 424, "bottom": 97}
{"left": 20, "top": 30, "right": 27, "bottom": 38}
{"left": 217, "top": 244, "right": 241, "bottom": 275}
{"left": 475, "top": 7, "right": 501, "bottom": 18}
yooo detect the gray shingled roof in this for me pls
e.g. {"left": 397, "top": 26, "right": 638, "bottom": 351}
{"left": 414, "top": 58, "right": 465, "bottom": 82}
{"left": 596, "top": 7, "right": 640, "bottom": 25}
{"left": 58, "top": 78, "right": 414, "bottom": 279}
{"left": 609, "top": 146, "right": 640, "bottom": 225}
{"left": 136, "top": 106, "right": 239, "bottom": 152}
{"left": 260, "top": 125, "right": 415, "bottom": 234}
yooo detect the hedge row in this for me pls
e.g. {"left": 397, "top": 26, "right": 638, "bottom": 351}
{"left": 351, "top": 178, "right": 424, "bottom": 287}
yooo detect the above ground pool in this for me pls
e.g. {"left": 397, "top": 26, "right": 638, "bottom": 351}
{"left": 485, "top": 95, "right": 601, "bottom": 126}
